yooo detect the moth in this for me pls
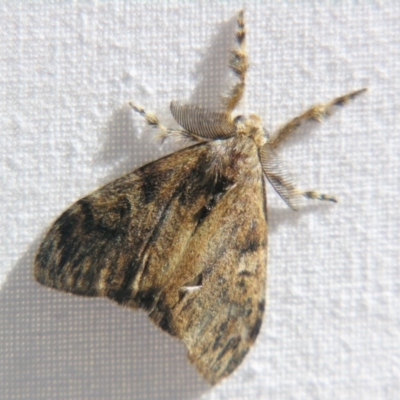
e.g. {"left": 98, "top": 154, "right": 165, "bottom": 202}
{"left": 34, "top": 10, "right": 366, "bottom": 385}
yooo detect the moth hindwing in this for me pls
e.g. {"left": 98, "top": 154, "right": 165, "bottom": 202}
{"left": 34, "top": 10, "right": 366, "bottom": 385}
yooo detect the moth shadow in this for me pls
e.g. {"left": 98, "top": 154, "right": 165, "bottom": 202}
{"left": 93, "top": 13, "right": 240, "bottom": 185}
{"left": 189, "top": 13, "right": 239, "bottom": 110}
{"left": 267, "top": 200, "right": 338, "bottom": 233}
{"left": 94, "top": 104, "right": 180, "bottom": 184}
{"left": 0, "top": 240, "right": 209, "bottom": 400}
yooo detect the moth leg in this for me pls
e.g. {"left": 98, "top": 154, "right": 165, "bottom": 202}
{"left": 301, "top": 190, "right": 337, "bottom": 203}
{"left": 223, "top": 9, "right": 248, "bottom": 112}
{"left": 270, "top": 181, "right": 337, "bottom": 210}
{"left": 268, "top": 88, "right": 367, "bottom": 149}
{"left": 129, "top": 102, "right": 190, "bottom": 141}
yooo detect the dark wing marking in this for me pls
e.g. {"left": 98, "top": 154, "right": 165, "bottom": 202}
{"left": 170, "top": 101, "right": 237, "bottom": 140}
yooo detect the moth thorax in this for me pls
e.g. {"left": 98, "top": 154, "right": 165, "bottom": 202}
{"left": 243, "top": 114, "right": 266, "bottom": 148}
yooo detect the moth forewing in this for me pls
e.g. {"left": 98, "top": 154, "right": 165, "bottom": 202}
{"left": 34, "top": 130, "right": 268, "bottom": 385}
{"left": 34, "top": 9, "right": 366, "bottom": 386}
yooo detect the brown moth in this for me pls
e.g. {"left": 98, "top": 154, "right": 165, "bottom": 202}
{"left": 34, "top": 10, "right": 366, "bottom": 385}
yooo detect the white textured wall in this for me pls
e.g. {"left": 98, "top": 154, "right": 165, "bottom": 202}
{"left": 1, "top": 2, "right": 398, "bottom": 399}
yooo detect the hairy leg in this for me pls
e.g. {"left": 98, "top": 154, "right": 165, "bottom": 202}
{"left": 269, "top": 88, "right": 367, "bottom": 149}
{"left": 223, "top": 10, "right": 248, "bottom": 112}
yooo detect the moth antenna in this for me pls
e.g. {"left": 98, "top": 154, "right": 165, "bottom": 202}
{"left": 261, "top": 143, "right": 338, "bottom": 209}
{"left": 170, "top": 101, "right": 237, "bottom": 141}
{"left": 268, "top": 88, "right": 367, "bottom": 149}
{"left": 223, "top": 9, "right": 248, "bottom": 112}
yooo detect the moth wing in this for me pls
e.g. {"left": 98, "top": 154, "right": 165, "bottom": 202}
{"left": 34, "top": 143, "right": 216, "bottom": 305}
{"left": 148, "top": 172, "right": 268, "bottom": 384}
{"left": 170, "top": 101, "right": 237, "bottom": 139}
{"left": 35, "top": 140, "right": 268, "bottom": 385}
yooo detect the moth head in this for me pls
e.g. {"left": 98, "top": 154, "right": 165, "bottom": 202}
{"left": 236, "top": 113, "right": 267, "bottom": 148}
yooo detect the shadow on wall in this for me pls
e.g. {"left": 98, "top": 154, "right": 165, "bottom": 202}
{"left": 94, "top": 13, "right": 241, "bottom": 185}
{"left": 0, "top": 240, "right": 209, "bottom": 400}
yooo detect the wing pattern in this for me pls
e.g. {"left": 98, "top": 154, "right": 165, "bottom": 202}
{"left": 35, "top": 140, "right": 267, "bottom": 384}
